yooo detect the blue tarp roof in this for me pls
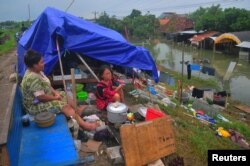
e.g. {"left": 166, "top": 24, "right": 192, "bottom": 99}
{"left": 17, "top": 7, "right": 158, "bottom": 82}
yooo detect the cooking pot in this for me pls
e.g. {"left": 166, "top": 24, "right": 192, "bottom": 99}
{"left": 107, "top": 102, "right": 128, "bottom": 124}
{"left": 34, "top": 112, "right": 55, "bottom": 127}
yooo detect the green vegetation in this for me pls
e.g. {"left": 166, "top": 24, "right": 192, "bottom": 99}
{"left": 124, "top": 70, "right": 250, "bottom": 165}
{"left": 0, "top": 21, "right": 31, "bottom": 55}
{"left": 0, "top": 29, "right": 16, "bottom": 55}
{"left": 96, "top": 9, "right": 160, "bottom": 40}
{"left": 164, "top": 103, "right": 250, "bottom": 165}
{"left": 189, "top": 5, "right": 250, "bottom": 32}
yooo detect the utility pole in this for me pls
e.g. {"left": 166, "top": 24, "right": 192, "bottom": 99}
{"left": 65, "top": 0, "right": 75, "bottom": 12}
{"left": 124, "top": 25, "right": 129, "bottom": 41}
{"left": 180, "top": 42, "right": 184, "bottom": 104}
{"left": 28, "top": 4, "right": 30, "bottom": 23}
{"left": 92, "top": 11, "right": 98, "bottom": 21}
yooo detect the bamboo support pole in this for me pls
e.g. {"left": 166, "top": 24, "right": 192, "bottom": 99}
{"left": 70, "top": 68, "right": 77, "bottom": 110}
{"left": 76, "top": 53, "right": 100, "bottom": 82}
{"left": 56, "top": 36, "right": 67, "bottom": 92}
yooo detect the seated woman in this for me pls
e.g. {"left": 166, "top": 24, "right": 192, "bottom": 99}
{"left": 21, "top": 49, "right": 98, "bottom": 130}
{"left": 96, "top": 65, "right": 125, "bottom": 111}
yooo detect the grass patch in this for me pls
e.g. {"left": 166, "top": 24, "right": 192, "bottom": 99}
{"left": 158, "top": 104, "right": 245, "bottom": 165}
{"left": 0, "top": 29, "right": 17, "bottom": 55}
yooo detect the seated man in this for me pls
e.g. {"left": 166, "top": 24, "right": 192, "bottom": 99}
{"left": 96, "top": 65, "right": 125, "bottom": 111}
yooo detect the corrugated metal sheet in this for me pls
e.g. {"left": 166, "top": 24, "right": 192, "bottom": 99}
{"left": 190, "top": 31, "right": 218, "bottom": 42}
{"left": 236, "top": 41, "right": 250, "bottom": 49}
{"left": 215, "top": 31, "right": 250, "bottom": 44}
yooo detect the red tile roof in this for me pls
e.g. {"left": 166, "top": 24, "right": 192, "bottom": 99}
{"left": 159, "top": 18, "right": 170, "bottom": 25}
{"left": 190, "top": 31, "right": 219, "bottom": 42}
{"left": 159, "top": 15, "right": 194, "bottom": 32}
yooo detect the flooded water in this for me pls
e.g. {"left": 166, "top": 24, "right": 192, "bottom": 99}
{"left": 146, "top": 41, "right": 250, "bottom": 106}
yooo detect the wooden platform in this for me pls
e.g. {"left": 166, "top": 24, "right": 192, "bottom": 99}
{"left": 234, "top": 105, "right": 250, "bottom": 114}
{"left": 52, "top": 78, "right": 97, "bottom": 86}
{"left": 18, "top": 115, "right": 79, "bottom": 166}
{"left": 6, "top": 86, "right": 79, "bottom": 166}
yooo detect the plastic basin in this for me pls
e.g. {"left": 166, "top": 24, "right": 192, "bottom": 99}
{"left": 77, "top": 91, "right": 88, "bottom": 101}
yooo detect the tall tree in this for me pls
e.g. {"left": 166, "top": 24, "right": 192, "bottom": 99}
{"left": 189, "top": 5, "right": 250, "bottom": 32}
{"left": 96, "top": 9, "right": 159, "bottom": 40}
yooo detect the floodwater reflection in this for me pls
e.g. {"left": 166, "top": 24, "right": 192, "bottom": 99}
{"left": 149, "top": 42, "right": 250, "bottom": 106}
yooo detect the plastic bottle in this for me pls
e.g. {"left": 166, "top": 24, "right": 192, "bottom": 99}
{"left": 66, "top": 83, "right": 73, "bottom": 99}
{"left": 68, "top": 117, "right": 79, "bottom": 139}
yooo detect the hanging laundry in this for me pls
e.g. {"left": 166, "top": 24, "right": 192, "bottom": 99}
{"left": 168, "top": 76, "right": 175, "bottom": 86}
{"left": 228, "top": 129, "right": 250, "bottom": 149}
{"left": 216, "top": 91, "right": 230, "bottom": 97}
{"left": 192, "top": 88, "right": 204, "bottom": 98}
{"left": 190, "top": 64, "right": 201, "bottom": 71}
{"left": 201, "top": 66, "right": 215, "bottom": 76}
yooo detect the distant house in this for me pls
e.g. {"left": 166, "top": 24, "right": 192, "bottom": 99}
{"left": 236, "top": 41, "right": 250, "bottom": 61}
{"left": 159, "top": 13, "right": 194, "bottom": 41}
{"left": 214, "top": 31, "right": 250, "bottom": 57}
{"left": 189, "top": 31, "right": 221, "bottom": 49}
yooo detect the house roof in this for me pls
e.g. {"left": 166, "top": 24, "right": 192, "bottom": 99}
{"left": 232, "top": 31, "right": 250, "bottom": 42}
{"left": 159, "top": 15, "right": 194, "bottom": 33}
{"left": 179, "top": 30, "right": 204, "bottom": 35}
{"left": 159, "top": 18, "right": 170, "bottom": 25}
{"left": 190, "top": 31, "right": 219, "bottom": 42}
{"left": 215, "top": 31, "right": 250, "bottom": 44}
{"left": 236, "top": 41, "right": 250, "bottom": 48}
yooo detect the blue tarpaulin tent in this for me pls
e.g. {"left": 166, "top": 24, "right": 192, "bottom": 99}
{"left": 17, "top": 7, "right": 159, "bottom": 82}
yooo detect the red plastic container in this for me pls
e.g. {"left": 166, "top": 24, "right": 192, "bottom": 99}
{"left": 146, "top": 108, "right": 166, "bottom": 121}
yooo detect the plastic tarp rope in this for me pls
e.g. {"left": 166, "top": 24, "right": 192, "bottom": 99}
{"left": 17, "top": 7, "right": 159, "bottom": 82}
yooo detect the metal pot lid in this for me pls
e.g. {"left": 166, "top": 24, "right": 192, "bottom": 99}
{"left": 35, "top": 112, "right": 54, "bottom": 122}
{"left": 107, "top": 102, "right": 128, "bottom": 113}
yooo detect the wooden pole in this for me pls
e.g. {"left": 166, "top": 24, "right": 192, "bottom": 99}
{"left": 70, "top": 68, "right": 77, "bottom": 110}
{"left": 55, "top": 36, "right": 67, "bottom": 92}
{"left": 76, "top": 53, "right": 100, "bottom": 82}
{"left": 124, "top": 25, "right": 129, "bottom": 41}
{"left": 180, "top": 44, "right": 184, "bottom": 103}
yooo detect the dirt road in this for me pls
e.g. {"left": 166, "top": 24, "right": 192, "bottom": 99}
{"left": 0, "top": 50, "right": 17, "bottom": 138}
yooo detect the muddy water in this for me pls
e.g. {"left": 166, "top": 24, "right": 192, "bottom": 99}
{"left": 147, "top": 42, "right": 250, "bottom": 106}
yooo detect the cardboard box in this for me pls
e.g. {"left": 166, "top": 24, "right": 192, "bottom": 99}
{"left": 120, "top": 116, "right": 176, "bottom": 166}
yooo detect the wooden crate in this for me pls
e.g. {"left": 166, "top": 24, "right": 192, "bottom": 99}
{"left": 120, "top": 116, "right": 176, "bottom": 166}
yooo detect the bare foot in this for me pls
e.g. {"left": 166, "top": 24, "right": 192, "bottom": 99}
{"left": 77, "top": 105, "right": 88, "bottom": 115}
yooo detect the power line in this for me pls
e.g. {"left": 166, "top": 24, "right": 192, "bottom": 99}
{"left": 65, "top": 0, "right": 75, "bottom": 12}
{"left": 105, "top": 0, "right": 241, "bottom": 15}
{"left": 141, "top": 0, "right": 238, "bottom": 12}
{"left": 92, "top": 11, "right": 98, "bottom": 21}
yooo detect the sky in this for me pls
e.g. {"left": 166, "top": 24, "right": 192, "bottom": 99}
{"left": 0, "top": 0, "right": 250, "bottom": 22}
